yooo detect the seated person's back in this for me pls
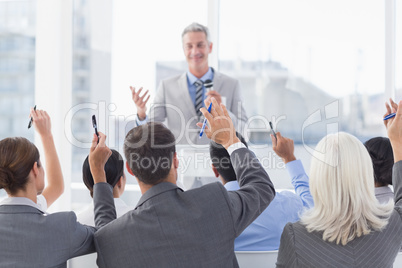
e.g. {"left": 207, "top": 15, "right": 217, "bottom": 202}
{"left": 94, "top": 101, "right": 275, "bottom": 268}
{"left": 77, "top": 149, "right": 132, "bottom": 225}
{"left": 70, "top": 149, "right": 132, "bottom": 268}
{"left": 210, "top": 132, "right": 313, "bottom": 250}
{"left": 276, "top": 130, "right": 401, "bottom": 267}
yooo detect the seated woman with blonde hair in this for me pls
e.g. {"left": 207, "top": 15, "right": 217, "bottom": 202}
{"left": 276, "top": 99, "right": 402, "bottom": 267}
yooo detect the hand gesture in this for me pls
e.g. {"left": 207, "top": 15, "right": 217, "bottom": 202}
{"left": 206, "top": 90, "right": 222, "bottom": 105}
{"left": 30, "top": 108, "right": 52, "bottom": 138}
{"left": 130, "top": 86, "right": 150, "bottom": 120}
{"left": 196, "top": 98, "right": 239, "bottom": 149}
{"left": 385, "top": 98, "right": 402, "bottom": 145}
{"left": 271, "top": 132, "right": 296, "bottom": 164}
{"left": 89, "top": 132, "right": 112, "bottom": 183}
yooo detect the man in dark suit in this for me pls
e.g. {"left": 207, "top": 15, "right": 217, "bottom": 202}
{"left": 94, "top": 99, "right": 275, "bottom": 267}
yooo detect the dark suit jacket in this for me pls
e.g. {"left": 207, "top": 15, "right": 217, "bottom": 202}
{"left": 0, "top": 183, "right": 116, "bottom": 268}
{"left": 94, "top": 148, "right": 275, "bottom": 268}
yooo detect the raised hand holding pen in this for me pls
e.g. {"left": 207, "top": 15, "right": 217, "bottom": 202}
{"left": 30, "top": 108, "right": 65, "bottom": 207}
{"left": 196, "top": 97, "right": 239, "bottom": 149}
{"left": 89, "top": 131, "right": 111, "bottom": 184}
{"left": 30, "top": 108, "right": 52, "bottom": 138}
{"left": 92, "top": 115, "right": 100, "bottom": 144}
{"left": 199, "top": 102, "right": 212, "bottom": 138}
{"left": 28, "top": 105, "right": 36, "bottom": 129}
{"left": 384, "top": 98, "right": 398, "bottom": 121}
{"left": 270, "top": 132, "right": 296, "bottom": 164}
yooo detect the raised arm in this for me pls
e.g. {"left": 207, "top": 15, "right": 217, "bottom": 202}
{"left": 198, "top": 98, "right": 275, "bottom": 235}
{"left": 272, "top": 132, "right": 314, "bottom": 208}
{"left": 31, "top": 109, "right": 64, "bottom": 207}
{"left": 385, "top": 99, "right": 402, "bottom": 208}
{"left": 88, "top": 132, "right": 116, "bottom": 227}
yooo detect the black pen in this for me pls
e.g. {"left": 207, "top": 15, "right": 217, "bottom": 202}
{"left": 28, "top": 105, "right": 36, "bottom": 129}
{"left": 92, "top": 115, "right": 100, "bottom": 144}
{"left": 269, "top": 121, "right": 277, "bottom": 140}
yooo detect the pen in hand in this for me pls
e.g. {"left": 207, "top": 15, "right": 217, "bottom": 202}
{"left": 199, "top": 102, "right": 212, "bottom": 138}
{"left": 384, "top": 113, "right": 396, "bottom": 121}
{"left": 28, "top": 105, "right": 36, "bottom": 129}
{"left": 269, "top": 121, "right": 277, "bottom": 140}
{"left": 92, "top": 115, "right": 100, "bottom": 144}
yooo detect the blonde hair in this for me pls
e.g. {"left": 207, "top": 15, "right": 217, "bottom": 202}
{"left": 300, "top": 132, "right": 393, "bottom": 245}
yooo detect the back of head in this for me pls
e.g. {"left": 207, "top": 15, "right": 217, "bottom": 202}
{"left": 364, "top": 137, "right": 394, "bottom": 186}
{"left": 182, "top": 22, "right": 211, "bottom": 43}
{"left": 0, "top": 137, "right": 39, "bottom": 195}
{"left": 302, "top": 132, "right": 393, "bottom": 245}
{"left": 124, "top": 122, "right": 176, "bottom": 185}
{"left": 209, "top": 132, "right": 247, "bottom": 182}
{"left": 82, "top": 149, "right": 124, "bottom": 197}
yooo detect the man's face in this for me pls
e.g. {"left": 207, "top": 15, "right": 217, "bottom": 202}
{"left": 182, "top": 31, "right": 212, "bottom": 75}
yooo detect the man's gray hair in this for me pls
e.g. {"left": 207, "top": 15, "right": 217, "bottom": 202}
{"left": 182, "top": 22, "right": 211, "bottom": 43}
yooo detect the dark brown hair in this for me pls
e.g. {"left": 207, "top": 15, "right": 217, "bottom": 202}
{"left": 0, "top": 137, "right": 40, "bottom": 195}
{"left": 124, "top": 122, "right": 176, "bottom": 185}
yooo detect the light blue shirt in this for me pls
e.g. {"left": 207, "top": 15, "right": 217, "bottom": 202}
{"left": 225, "top": 159, "right": 313, "bottom": 251}
{"left": 136, "top": 68, "right": 214, "bottom": 125}
{"left": 186, "top": 67, "right": 214, "bottom": 107}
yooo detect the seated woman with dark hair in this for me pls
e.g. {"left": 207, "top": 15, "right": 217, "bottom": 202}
{"left": 0, "top": 109, "right": 115, "bottom": 267}
{"left": 70, "top": 149, "right": 131, "bottom": 268}
{"left": 77, "top": 149, "right": 132, "bottom": 226}
{"left": 364, "top": 137, "right": 394, "bottom": 203}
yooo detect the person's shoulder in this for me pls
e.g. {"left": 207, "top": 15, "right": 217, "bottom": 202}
{"left": 214, "top": 70, "right": 238, "bottom": 82}
{"left": 276, "top": 190, "right": 303, "bottom": 204}
{"left": 187, "top": 181, "right": 226, "bottom": 194}
{"left": 42, "top": 211, "right": 83, "bottom": 231}
{"left": 95, "top": 209, "right": 133, "bottom": 236}
{"left": 182, "top": 182, "right": 228, "bottom": 201}
{"left": 282, "top": 221, "right": 308, "bottom": 239}
{"left": 161, "top": 73, "right": 186, "bottom": 84}
{"left": 265, "top": 191, "right": 302, "bottom": 210}
{"left": 46, "top": 210, "right": 76, "bottom": 219}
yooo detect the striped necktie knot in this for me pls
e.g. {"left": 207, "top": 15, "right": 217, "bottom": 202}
{"left": 194, "top": 80, "right": 204, "bottom": 118}
{"left": 194, "top": 80, "right": 203, "bottom": 87}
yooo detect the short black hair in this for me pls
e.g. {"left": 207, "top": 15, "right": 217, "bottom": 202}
{"left": 124, "top": 122, "right": 176, "bottom": 185}
{"left": 209, "top": 132, "right": 247, "bottom": 183}
{"left": 364, "top": 137, "right": 394, "bottom": 186}
{"left": 82, "top": 149, "right": 124, "bottom": 197}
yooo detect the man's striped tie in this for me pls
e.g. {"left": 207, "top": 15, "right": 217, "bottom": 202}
{"left": 194, "top": 80, "right": 204, "bottom": 118}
